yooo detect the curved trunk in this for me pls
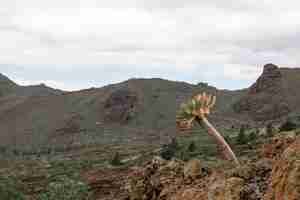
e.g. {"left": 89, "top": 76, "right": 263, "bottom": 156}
{"left": 196, "top": 117, "right": 240, "bottom": 166}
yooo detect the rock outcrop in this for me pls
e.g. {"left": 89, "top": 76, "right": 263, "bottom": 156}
{"left": 208, "top": 177, "right": 245, "bottom": 200}
{"left": 126, "top": 158, "right": 248, "bottom": 200}
{"left": 125, "top": 137, "right": 300, "bottom": 200}
{"left": 264, "top": 137, "right": 300, "bottom": 200}
{"left": 234, "top": 64, "right": 290, "bottom": 121}
{"left": 103, "top": 88, "right": 138, "bottom": 123}
{"left": 183, "top": 159, "right": 203, "bottom": 180}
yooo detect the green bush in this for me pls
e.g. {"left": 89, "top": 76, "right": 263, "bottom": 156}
{"left": 38, "top": 176, "right": 90, "bottom": 200}
{"left": 187, "top": 141, "right": 196, "bottom": 152}
{"left": 0, "top": 176, "right": 25, "bottom": 200}
{"left": 248, "top": 131, "right": 258, "bottom": 142}
{"left": 160, "top": 138, "right": 179, "bottom": 160}
{"left": 179, "top": 149, "right": 190, "bottom": 161}
{"left": 236, "top": 125, "right": 247, "bottom": 145}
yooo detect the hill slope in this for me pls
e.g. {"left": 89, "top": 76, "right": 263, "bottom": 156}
{"left": 1, "top": 64, "right": 300, "bottom": 149}
{"left": 0, "top": 76, "right": 243, "bottom": 149}
{"left": 0, "top": 73, "right": 18, "bottom": 97}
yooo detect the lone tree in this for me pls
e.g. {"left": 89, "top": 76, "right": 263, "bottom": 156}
{"left": 176, "top": 92, "right": 240, "bottom": 166}
{"left": 236, "top": 125, "right": 247, "bottom": 145}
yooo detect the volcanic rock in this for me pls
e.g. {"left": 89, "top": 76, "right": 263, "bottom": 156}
{"left": 264, "top": 137, "right": 300, "bottom": 200}
{"left": 103, "top": 88, "right": 138, "bottom": 123}
{"left": 183, "top": 159, "right": 203, "bottom": 180}
{"left": 234, "top": 64, "right": 290, "bottom": 121}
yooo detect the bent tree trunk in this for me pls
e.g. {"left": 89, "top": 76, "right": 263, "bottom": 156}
{"left": 196, "top": 117, "right": 240, "bottom": 166}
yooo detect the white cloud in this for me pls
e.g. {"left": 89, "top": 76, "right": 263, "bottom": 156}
{"left": 223, "top": 64, "right": 261, "bottom": 80}
{"left": 1, "top": 0, "right": 300, "bottom": 89}
{"left": 14, "top": 78, "right": 73, "bottom": 91}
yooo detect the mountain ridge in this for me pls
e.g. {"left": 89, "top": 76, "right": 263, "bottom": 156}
{"left": 0, "top": 64, "right": 300, "bottom": 149}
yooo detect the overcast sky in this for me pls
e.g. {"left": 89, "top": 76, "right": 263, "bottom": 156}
{"left": 1, "top": 0, "right": 300, "bottom": 91}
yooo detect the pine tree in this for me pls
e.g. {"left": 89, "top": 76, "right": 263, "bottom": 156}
{"left": 236, "top": 125, "right": 247, "bottom": 145}
{"left": 187, "top": 141, "right": 196, "bottom": 152}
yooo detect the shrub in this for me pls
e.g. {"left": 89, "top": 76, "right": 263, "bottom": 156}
{"left": 110, "top": 152, "right": 122, "bottom": 166}
{"left": 0, "top": 176, "right": 25, "bottom": 200}
{"left": 248, "top": 131, "right": 258, "bottom": 141}
{"left": 187, "top": 141, "right": 196, "bottom": 152}
{"left": 160, "top": 138, "right": 179, "bottom": 160}
{"left": 179, "top": 149, "right": 190, "bottom": 161}
{"left": 38, "top": 176, "right": 90, "bottom": 200}
{"left": 236, "top": 125, "right": 247, "bottom": 145}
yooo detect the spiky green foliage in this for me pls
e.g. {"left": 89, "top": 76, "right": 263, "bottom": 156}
{"left": 236, "top": 125, "right": 247, "bottom": 145}
{"left": 176, "top": 92, "right": 240, "bottom": 165}
{"left": 176, "top": 92, "right": 216, "bottom": 130}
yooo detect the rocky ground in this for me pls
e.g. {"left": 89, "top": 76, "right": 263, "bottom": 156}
{"left": 120, "top": 134, "right": 300, "bottom": 200}
{"left": 0, "top": 131, "right": 299, "bottom": 200}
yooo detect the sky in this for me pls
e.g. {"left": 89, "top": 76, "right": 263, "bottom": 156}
{"left": 1, "top": 0, "right": 300, "bottom": 91}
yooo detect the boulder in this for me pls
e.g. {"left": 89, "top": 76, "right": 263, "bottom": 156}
{"left": 183, "top": 159, "right": 203, "bottom": 180}
{"left": 208, "top": 177, "right": 245, "bottom": 200}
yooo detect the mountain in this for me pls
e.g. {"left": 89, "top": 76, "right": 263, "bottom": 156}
{"left": 234, "top": 64, "right": 300, "bottom": 122}
{"left": 0, "top": 78, "right": 178, "bottom": 148}
{"left": 0, "top": 75, "right": 243, "bottom": 150}
{"left": 1, "top": 64, "right": 300, "bottom": 149}
{"left": 0, "top": 73, "right": 63, "bottom": 98}
{"left": 0, "top": 73, "right": 18, "bottom": 97}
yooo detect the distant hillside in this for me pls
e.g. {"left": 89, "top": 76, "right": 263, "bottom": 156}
{"left": 0, "top": 75, "right": 243, "bottom": 149}
{"left": 0, "top": 78, "right": 177, "bottom": 148}
{"left": 0, "top": 73, "right": 63, "bottom": 98}
{"left": 0, "top": 73, "right": 18, "bottom": 97}
{"left": 1, "top": 64, "right": 300, "bottom": 149}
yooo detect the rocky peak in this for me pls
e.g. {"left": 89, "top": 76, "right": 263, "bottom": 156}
{"left": 249, "top": 64, "right": 282, "bottom": 94}
{"left": 263, "top": 63, "right": 279, "bottom": 73}
{"left": 234, "top": 64, "right": 290, "bottom": 121}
